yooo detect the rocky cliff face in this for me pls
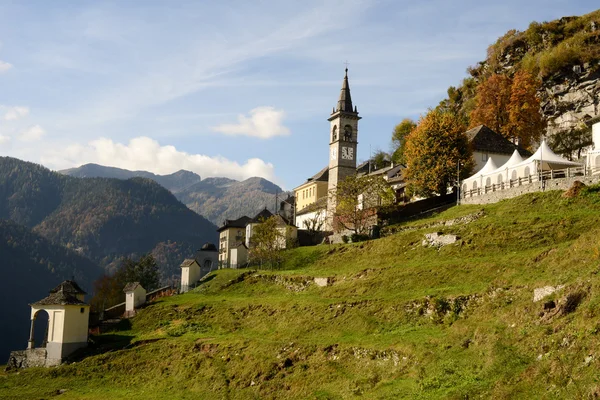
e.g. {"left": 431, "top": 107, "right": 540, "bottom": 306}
{"left": 539, "top": 65, "right": 600, "bottom": 137}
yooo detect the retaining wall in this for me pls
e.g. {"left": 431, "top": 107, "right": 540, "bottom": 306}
{"left": 461, "top": 176, "right": 600, "bottom": 205}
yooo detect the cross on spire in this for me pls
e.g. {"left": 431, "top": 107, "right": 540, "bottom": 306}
{"left": 344, "top": 60, "right": 349, "bottom": 75}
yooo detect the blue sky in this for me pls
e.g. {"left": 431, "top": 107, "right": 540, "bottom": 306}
{"left": 0, "top": 1, "right": 597, "bottom": 189}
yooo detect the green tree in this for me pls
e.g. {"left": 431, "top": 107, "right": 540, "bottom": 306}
{"left": 372, "top": 150, "right": 391, "bottom": 170}
{"left": 390, "top": 119, "right": 417, "bottom": 164}
{"left": 121, "top": 254, "right": 160, "bottom": 291}
{"left": 331, "top": 174, "right": 395, "bottom": 234}
{"left": 90, "top": 254, "right": 160, "bottom": 310}
{"left": 404, "top": 109, "right": 474, "bottom": 197}
{"left": 248, "top": 216, "right": 285, "bottom": 269}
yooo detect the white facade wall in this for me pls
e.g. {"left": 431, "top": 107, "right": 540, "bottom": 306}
{"left": 125, "top": 286, "right": 146, "bottom": 312}
{"left": 181, "top": 261, "right": 201, "bottom": 292}
{"left": 230, "top": 247, "right": 248, "bottom": 269}
{"left": 31, "top": 304, "right": 89, "bottom": 361}
{"left": 295, "top": 209, "right": 327, "bottom": 231}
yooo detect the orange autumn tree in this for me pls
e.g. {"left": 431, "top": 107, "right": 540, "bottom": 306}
{"left": 469, "top": 73, "right": 512, "bottom": 135}
{"left": 470, "top": 71, "right": 544, "bottom": 150}
{"left": 507, "top": 70, "right": 545, "bottom": 149}
{"left": 404, "top": 109, "right": 474, "bottom": 197}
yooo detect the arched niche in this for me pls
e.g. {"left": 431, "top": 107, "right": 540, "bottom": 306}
{"left": 332, "top": 125, "right": 337, "bottom": 142}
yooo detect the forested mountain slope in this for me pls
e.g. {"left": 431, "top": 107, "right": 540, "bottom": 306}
{"left": 0, "top": 157, "right": 218, "bottom": 278}
{"left": 60, "top": 164, "right": 287, "bottom": 225}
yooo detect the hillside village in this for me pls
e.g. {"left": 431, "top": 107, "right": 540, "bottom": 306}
{"left": 4, "top": 7, "right": 600, "bottom": 400}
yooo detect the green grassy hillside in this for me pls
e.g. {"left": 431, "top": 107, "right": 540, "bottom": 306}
{"left": 4, "top": 188, "right": 600, "bottom": 399}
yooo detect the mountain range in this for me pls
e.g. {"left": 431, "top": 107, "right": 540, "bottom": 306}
{"left": 60, "top": 163, "right": 288, "bottom": 225}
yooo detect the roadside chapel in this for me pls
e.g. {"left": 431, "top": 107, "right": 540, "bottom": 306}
{"left": 8, "top": 280, "right": 90, "bottom": 369}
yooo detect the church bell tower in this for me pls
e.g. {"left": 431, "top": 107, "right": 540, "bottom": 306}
{"left": 326, "top": 68, "right": 361, "bottom": 230}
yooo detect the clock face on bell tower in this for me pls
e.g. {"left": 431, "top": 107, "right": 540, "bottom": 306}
{"left": 341, "top": 147, "right": 353, "bottom": 160}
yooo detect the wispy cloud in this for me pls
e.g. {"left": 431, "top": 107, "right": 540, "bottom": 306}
{"left": 0, "top": 60, "right": 12, "bottom": 73}
{"left": 40, "top": 136, "right": 279, "bottom": 183}
{"left": 19, "top": 125, "right": 45, "bottom": 141}
{"left": 212, "top": 107, "right": 290, "bottom": 139}
{"left": 0, "top": 135, "right": 10, "bottom": 145}
{"left": 3, "top": 106, "right": 29, "bottom": 121}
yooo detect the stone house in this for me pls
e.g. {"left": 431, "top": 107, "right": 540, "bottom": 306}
{"left": 465, "top": 125, "right": 531, "bottom": 173}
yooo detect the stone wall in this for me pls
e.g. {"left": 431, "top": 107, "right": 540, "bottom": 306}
{"left": 461, "top": 175, "right": 600, "bottom": 205}
{"left": 6, "top": 349, "right": 47, "bottom": 370}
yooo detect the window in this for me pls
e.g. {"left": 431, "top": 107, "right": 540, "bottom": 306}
{"left": 80, "top": 307, "right": 85, "bottom": 314}
{"left": 332, "top": 125, "right": 337, "bottom": 142}
{"left": 482, "top": 153, "right": 488, "bottom": 161}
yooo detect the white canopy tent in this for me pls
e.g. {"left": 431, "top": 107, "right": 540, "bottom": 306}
{"left": 485, "top": 149, "right": 524, "bottom": 186}
{"left": 462, "top": 157, "right": 498, "bottom": 191}
{"left": 505, "top": 140, "right": 581, "bottom": 180}
{"left": 463, "top": 140, "right": 582, "bottom": 193}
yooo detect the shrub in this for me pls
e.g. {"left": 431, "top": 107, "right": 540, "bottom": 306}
{"left": 350, "top": 233, "right": 369, "bottom": 243}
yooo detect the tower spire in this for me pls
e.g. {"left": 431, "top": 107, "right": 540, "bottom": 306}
{"left": 335, "top": 67, "right": 356, "bottom": 114}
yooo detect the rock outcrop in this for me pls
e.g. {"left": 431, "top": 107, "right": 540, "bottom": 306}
{"left": 539, "top": 66, "right": 600, "bottom": 137}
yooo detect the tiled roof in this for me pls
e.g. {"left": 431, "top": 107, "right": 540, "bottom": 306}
{"left": 309, "top": 167, "right": 329, "bottom": 182}
{"left": 217, "top": 216, "right": 252, "bottom": 232}
{"left": 465, "top": 125, "right": 531, "bottom": 156}
{"left": 123, "top": 282, "right": 143, "bottom": 292}
{"left": 50, "top": 280, "right": 86, "bottom": 295}
{"left": 251, "top": 208, "right": 273, "bottom": 223}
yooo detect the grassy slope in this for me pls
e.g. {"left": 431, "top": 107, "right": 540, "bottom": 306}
{"left": 4, "top": 189, "right": 600, "bottom": 399}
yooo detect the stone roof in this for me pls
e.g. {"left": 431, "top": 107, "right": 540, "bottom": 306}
{"left": 123, "top": 282, "right": 143, "bottom": 292}
{"left": 50, "top": 280, "right": 86, "bottom": 295}
{"left": 180, "top": 258, "right": 198, "bottom": 268}
{"left": 465, "top": 125, "right": 531, "bottom": 156}
{"left": 217, "top": 216, "right": 252, "bottom": 232}
{"left": 200, "top": 242, "right": 217, "bottom": 252}
{"left": 32, "top": 282, "right": 88, "bottom": 306}
{"left": 251, "top": 208, "right": 273, "bottom": 223}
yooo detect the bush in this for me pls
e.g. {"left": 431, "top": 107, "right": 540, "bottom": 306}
{"left": 350, "top": 233, "right": 369, "bottom": 243}
{"left": 341, "top": 235, "right": 349, "bottom": 244}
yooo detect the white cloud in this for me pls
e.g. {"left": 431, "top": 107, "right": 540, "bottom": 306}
{"left": 41, "top": 136, "right": 278, "bottom": 183}
{"left": 19, "top": 125, "right": 46, "bottom": 141}
{"left": 0, "top": 135, "right": 10, "bottom": 145}
{"left": 3, "top": 106, "right": 30, "bottom": 121}
{"left": 0, "top": 60, "right": 12, "bottom": 73}
{"left": 212, "top": 106, "right": 290, "bottom": 139}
